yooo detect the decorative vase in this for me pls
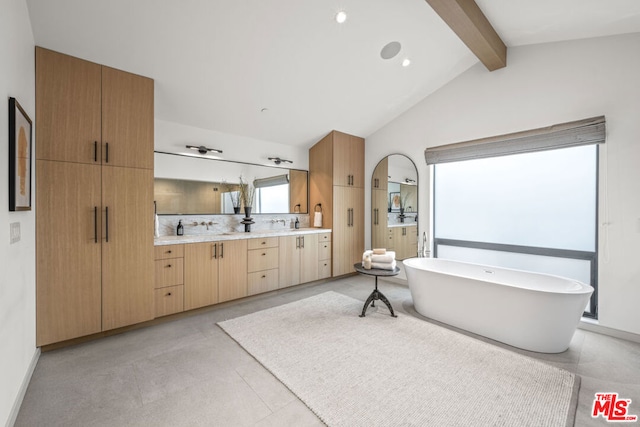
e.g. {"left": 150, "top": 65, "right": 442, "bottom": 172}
{"left": 241, "top": 207, "right": 254, "bottom": 232}
{"left": 233, "top": 206, "right": 241, "bottom": 214}
{"left": 399, "top": 207, "right": 405, "bottom": 223}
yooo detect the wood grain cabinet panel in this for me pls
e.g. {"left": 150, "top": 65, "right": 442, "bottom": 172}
{"left": 154, "top": 244, "right": 184, "bottom": 260}
{"left": 155, "top": 258, "right": 184, "bottom": 288}
{"left": 247, "top": 237, "right": 278, "bottom": 250}
{"left": 36, "top": 160, "right": 102, "bottom": 346}
{"left": 184, "top": 242, "right": 219, "bottom": 310}
{"left": 154, "top": 285, "right": 184, "bottom": 318}
{"left": 248, "top": 269, "right": 279, "bottom": 296}
{"left": 218, "top": 240, "right": 248, "bottom": 303}
{"left": 101, "top": 167, "right": 155, "bottom": 331}
{"left": 35, "top": 47, "right": 102, "bottom": 164}
{"left": 248, "top": 247, "right": 279, "bottom": 272}
{"left": 102, "top": 66, "right": 154, "bottom": 170}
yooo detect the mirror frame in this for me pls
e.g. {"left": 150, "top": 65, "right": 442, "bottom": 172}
{"left": 154, "top": 151, "right": 309, "bottom": 215}
{"left": 371, "top": 153, "right": 419, "bottom": 258}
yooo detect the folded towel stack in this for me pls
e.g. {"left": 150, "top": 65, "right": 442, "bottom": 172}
{"left": 362, "top": 249, "right": 396, "bottom": 270}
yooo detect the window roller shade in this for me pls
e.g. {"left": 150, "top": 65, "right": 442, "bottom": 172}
{"left": 425, "top": 116, "right": 605, "bottom": 165}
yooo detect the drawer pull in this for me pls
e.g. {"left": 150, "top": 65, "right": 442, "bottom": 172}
{"left": 262, "top": 253, "right": 266, "bottom": 256}
{"left": 166, "top": 264, "right": 172, "bottom": 268}
{"left": 262, "top": 275, "right": 266, "bottom": 278}
{"left": 166, "top": 292, "right": 172, "bottom": 296}
{"left": 261, "top": 241, "right": 266, "bottom": 245}
{"left": 167, "top": 250, "right": 172, "bottom": 254}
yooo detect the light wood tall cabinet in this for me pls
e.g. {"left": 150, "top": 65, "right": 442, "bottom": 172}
{"left": 35, "top": 47, "right": 154, "bottom": 346}
{"left": 309, "top": 130, "right": 365, "bottom": 277}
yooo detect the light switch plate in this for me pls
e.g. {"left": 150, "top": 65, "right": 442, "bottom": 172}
{"left": 10, "top": 222, "right": 20, "bottom": 244}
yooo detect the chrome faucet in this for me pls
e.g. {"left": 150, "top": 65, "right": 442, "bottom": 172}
{"left": 271, "top": 218, "right": 286, "bottom": 226}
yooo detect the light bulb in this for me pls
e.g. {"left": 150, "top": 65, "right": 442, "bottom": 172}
{"left": 336, "top": 11, "right": 347, "bottom": 24}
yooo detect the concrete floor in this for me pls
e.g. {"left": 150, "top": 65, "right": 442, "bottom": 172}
{"left": 15, "top": 275, "right": 640, "bottom": 426}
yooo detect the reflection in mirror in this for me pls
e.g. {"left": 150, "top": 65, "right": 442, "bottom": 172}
{"left": 154, "top": 152, "right": 308, "bottom": 215}
{"left": 371, "top": 154, "right": 418, "bottom": 260}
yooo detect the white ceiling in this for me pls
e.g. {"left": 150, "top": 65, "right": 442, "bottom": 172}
{"left": 26, "top": 0, "right": 640, "bottom": 148}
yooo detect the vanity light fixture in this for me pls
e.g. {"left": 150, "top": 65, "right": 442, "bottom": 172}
{"left": 336, "top": 11, "right": 347, "bottom": 24}
{"left": 405, "top": 178, "right": 416, "bottom": 184}
{"left": 186, "top": 145, "right": 223, "bottom": 155}
{"left": 268, "top": 157, "right": 293, "bottom": 165}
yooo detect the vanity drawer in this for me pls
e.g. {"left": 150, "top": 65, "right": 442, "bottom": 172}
{"left": 317, "top": 232, "right": 331, "bottom": 242}
{"left": 318, "top": 260, "right": 331, "bottom": 279}
{"left": 318, "top": 241, "right": 331, "bottom": 260}
{"left": 154, "top": 285, "right": 184, "bottom": 318}
{"left": 154, "top": 244, "right": 184, "bottom": 260}
{"left": 248, "top": 247, "right": 279, "bottom": 272}
{"left": 154, "top": 258, "right": 184, "bottom": 288}
{"left": 248, "top": 237, "right": 279, "bottom": 250}
{"left": 248, "top": 269, "right": 279, "bottom": 295}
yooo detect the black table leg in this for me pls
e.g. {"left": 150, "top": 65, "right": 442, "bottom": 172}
{"left": 359, "top": 275, "right": 397, "bottom": 318}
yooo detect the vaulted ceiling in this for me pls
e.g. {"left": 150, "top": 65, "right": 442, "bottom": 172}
{"left": 26, "top": 0, "right": 640, "bottom": 148}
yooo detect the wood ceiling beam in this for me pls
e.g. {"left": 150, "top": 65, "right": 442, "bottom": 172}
{"left": 425, "top": 0, "right": 507, "bottom": 71}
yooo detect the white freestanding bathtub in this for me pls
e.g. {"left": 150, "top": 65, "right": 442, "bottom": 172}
{"left": 403, "top": 257, "right": 593, "bottom": 353}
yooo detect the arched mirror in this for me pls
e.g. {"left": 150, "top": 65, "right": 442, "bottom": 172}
{"left": 371, "top": 154, "right": 418, "bottom": 260}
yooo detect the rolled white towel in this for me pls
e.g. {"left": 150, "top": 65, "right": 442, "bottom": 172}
{"left": 371, "top": 260, "right": 397, "bottom": 270}
{"left": 372, "top": 248, "right": 386, "bottom": 255}
{"left": 371, "top": 251, "right": 395, "bottom": 263}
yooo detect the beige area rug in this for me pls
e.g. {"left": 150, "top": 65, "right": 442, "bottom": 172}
{"left": 218, "top": 291, "right": 579, "bottom": 427}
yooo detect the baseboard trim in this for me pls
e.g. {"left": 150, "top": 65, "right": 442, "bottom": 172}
{"left": 6, "top": 347, "right": 40, "bottom": 427}
{"left": 578, "top": 320, "right": 640, "bottom": 344}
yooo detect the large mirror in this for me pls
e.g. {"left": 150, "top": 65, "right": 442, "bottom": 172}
{"left": 154, "top": 152, "right": 308, "bottom": 215}
{"left": 371, "top": 154, "right": 418, "bottom": 260}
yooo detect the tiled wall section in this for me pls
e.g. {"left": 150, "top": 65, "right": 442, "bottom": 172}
{"left": 157, "top": 214, "right": 310, "bottom": 237}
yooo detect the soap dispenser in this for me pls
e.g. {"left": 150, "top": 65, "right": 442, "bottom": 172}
{"left": 177, "top": 220, "right": 184, "bottom": 236}
{"left": 294, "top": 217, "right": 300, "bottom": 229}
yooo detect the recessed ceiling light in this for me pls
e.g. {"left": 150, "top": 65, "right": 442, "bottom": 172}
{"left": 336, "top": 11, "right": 347, "bottom": 24}
{"left": 402, "top": 58, "right": 411, "bottom": 67}
{"left": 380, "top": 41, "right": 401, "bottom": 60}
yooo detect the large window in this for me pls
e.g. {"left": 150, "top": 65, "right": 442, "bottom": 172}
{"left": 434, "top": 144, "right": 598, "bottom": 317}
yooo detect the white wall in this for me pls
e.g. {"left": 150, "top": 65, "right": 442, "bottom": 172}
{"left": 365, "top": 33, "right": 640, "bottom": 335}
{"left": 0, "top": 0, "right": 36, "bottom": 425}
{"left": 155, "top": 119, "right": 310, "bottom": 170}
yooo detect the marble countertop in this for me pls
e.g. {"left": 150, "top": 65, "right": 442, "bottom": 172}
{"left": 155, "top": 228, "right": 332, "bottom": 246}
{"left": 388, "top": 223, "right": 417, "bottom": 228}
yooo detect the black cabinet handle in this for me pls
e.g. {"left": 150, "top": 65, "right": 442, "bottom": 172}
{"left": 301, "top": 236, "right": 305, "bottom": 248}
{"left": 166, "top": 292, "right": 172, "bottom": 296}
{"left": 212, "top": 243, "right": 217, "bottom": 259}
{"left": 105, "top": 206, "right": 109, "bottom": 242}
{"left": 94, "top": 206, "right": 98, "bottom": 243}
{"left": 166, "top": 264, "right": 172, "bottom": 268}
{"left": 220, "top": 243, "right": 224, "bottom": 258}
{"left": 94, "top": 141, "right": 98, "bottom": 162}
{"left": 167, "top": 250, "right": 172, "bottom": 254}
{"left": 262, "top": 253, "right": 266, "bottom": 256}
{"left": 105, "top": 142, "right": 109, "bottom": 163}
{"left": 262, "top": 275, "right": 266, "bottom": 278}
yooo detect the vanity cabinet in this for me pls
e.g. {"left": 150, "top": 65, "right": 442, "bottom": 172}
{"left": 154, "top": 244, "right": 184, "bottom": 318}
{"left": 36, "top": 47, "right": 155, "bottom": 345}
{"left": 318, "top": 232, "right": 332, "bottom": 279}
{"left": 279, "top": 234, "right": 318, "bottom": 288}
{"left": 247, "top": 237, "right": 279, "bottom": 295}
{"left": 309, "top": 131, "right": 365, "bottom": 277}
{"left": 389, "top": 226, "right": 418, "bottom": 260}
{"left": 184, "top": 240, "right": 248, "bottom": 309}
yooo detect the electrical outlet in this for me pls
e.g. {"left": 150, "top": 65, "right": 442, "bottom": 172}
{"left": 10, "top": 222, "right": 20, "bottom": 244}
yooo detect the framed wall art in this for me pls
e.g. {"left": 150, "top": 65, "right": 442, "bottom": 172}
{"left": 9, "top": 97, "right": 32, "bottom": 211}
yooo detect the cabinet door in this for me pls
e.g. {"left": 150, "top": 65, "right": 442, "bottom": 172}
{"left": 372, "top": 157, "right": 388, "bottom": 190}
{"left": 218, "top": 239, "right": 248, "bottom": 302}
{"left": 184, "top": 242, "right": 219, "bottom": 310}
{"left": 102, "top": 66, "right": 154, "bottom": 170}
{"left": 372, "top": 189, "right": 388, "bottom": 249}
{"left": 333, "top": 186, "right": 363, "bottom": 276}
{"left": 101, "top": 166, "right": 154, "bottom": 330}
{"left": 279, "top": 236, "right": 301, "bottom": 287}
{"left": 332, "top": 131, "right": 350, "bottom": 187}
{"left": 349, "top": 135, "right": 365, "bottom": 188}
{"left": 300, "top": 234, "right": 318, "bottom": 284}
{"left": 36, "top": 47, "right": 101, "bottom": 164}
{"left": 36, "top": 160, "right": 102, "bottom": 346}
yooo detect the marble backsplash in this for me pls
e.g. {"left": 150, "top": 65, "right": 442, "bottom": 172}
{"left": 156, "top": 213, "right": 310, "bottom": 237}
